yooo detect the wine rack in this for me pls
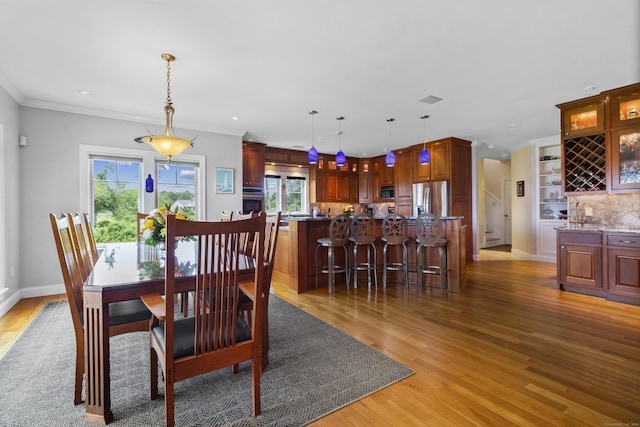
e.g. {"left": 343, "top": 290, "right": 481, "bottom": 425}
{"left": 563, "top": 134, "right": 607, "bottom": 193}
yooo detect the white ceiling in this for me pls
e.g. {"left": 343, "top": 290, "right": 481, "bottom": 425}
{"left": 0, "top": 1, "right": 638, "bottom": 160}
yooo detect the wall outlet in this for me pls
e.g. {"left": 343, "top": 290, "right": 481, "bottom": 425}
{"left": 584, "top": 206, "right": 593, "bottom": 216}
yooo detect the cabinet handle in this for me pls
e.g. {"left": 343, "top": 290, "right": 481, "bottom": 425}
{"left": 621, "top": 240, "right": 636, "bottom": 244}
{"left": 560, "top": 245, "right": 565, "bottom": 249}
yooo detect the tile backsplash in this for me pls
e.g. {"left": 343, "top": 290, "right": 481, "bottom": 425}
{"left": 568, "top": 193, "right": 640, "bottom": 227}
{"left": 311, "top": 202, "right": 394, "bottom": 218}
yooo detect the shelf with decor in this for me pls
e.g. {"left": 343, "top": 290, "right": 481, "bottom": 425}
{"left": 538, "top": 145, "right": 567, "bottom": 220}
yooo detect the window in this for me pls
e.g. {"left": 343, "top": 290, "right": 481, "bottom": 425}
{"left": 80, "top": 145, "right": 206, "bottom": 243}
{"left": 265, "top": 175, "right": 281, "bottom": 212}
{"left": 264, "top": 165, "right": 309, "bottom": 214}
{"left": 91, "top": 157, "right": 142, "bottom": 243}
{"left": 156, "top": 162, "right": 197, "bottom": 220}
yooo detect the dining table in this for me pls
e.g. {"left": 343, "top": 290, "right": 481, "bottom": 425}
{"left": 82, "top": 241, "right": 262, "bottom": 424}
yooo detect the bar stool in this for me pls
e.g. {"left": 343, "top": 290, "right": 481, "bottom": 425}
{"left": 415, "top": 213, "right": 448, "bottom": 293}
{"left": 349, "top": 213, "right": 378, "bottom": 289}
{"left": 381, "top": 213, "right": 409, "bottom": 288}
{"left": 315, "top": 214, "right": 350, "bottom": 293}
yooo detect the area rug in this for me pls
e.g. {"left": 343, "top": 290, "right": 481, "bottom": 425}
{"left": 0, "top": 296, "right": 413, "bottom": 426}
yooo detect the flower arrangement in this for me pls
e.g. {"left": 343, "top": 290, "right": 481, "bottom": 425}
{"left": 343, "top": 204, "right": 354, "bottom": 216}
{"left": 140, "top": 204, "right": 193, "bottom": 247}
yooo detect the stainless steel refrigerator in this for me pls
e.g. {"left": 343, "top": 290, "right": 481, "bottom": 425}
{"left": 412, "top": 181, "right": 450, "bottom": 217}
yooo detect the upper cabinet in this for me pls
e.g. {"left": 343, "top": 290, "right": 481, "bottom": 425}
{"left": 242, "top": 141, "right": 266, "bottom": 190}
{"left": 560, "top": 98, "right": 605, "bottom": 138}
{"left": 608, "top": 83, "right": 640, "bottom": 129}
{"left": 557, "top": 82, "right": 640, "bottom": 194}
{"left": 610, "top": 127, "right": 640, "bottom": 191}
{"left": 413, "top": 140, "right": 450, "bottom": 182}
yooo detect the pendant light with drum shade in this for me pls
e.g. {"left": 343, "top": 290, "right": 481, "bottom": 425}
{"left": 335, "top": 116, "right": 346, "bottom": 167}
{"left": 385, "top": 118, "right": 396, "bottom": 167}
{"left": 307, "top": 110, "right": 319, "bottom": 164}
{"left": 134, "top": 53, "right": 195, "bottom": 161}
{"left": 419, "top": 115, "right": 431, "bottom": 164}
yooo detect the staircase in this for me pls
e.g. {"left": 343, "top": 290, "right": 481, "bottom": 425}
{"left": 484, "top": 229, "right": 501, "bottom": 248}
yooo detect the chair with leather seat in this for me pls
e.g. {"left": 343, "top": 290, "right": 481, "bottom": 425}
{"left": 315, "top": 214, "right": 350, "bottom": 293}
{"left": 381, "top": 213, "right": 409, "bottom": 288}
{"left": 415, "top": 212, "right": 448, "bottom": 293}
{"left": 141, "top": 212, "right": 266, "bottom": 426}
{"left": 49, "top": 212, "right": 152, "bottom": 405}
{"left": 349, "top": 213, "right": 378, "bottom": 290}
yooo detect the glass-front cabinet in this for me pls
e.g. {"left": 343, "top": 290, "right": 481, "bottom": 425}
{"left": 561, "top": 100, "right": 605, "bottom": 138}
{"left": 609, "top": 85, "right": 640, "bottom": 128}
{"left": 610, "top": 127, "right": 640, "bottom": 191}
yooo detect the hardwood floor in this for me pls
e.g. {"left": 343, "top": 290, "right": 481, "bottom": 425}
{"left": 2, "top": 255, "right": 639, "bottom": 426}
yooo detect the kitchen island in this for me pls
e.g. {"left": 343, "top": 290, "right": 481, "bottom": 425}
{"left": 273, "top": 216, "right": 466, "bottom": 294}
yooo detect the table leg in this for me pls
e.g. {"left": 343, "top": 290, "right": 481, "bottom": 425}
{"left": 84, "top": 292, "right": 113, "bottom": 424}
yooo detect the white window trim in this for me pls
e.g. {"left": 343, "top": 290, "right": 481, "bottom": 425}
{"left": 79, "top": 144, "right": 206, "bottom": 220}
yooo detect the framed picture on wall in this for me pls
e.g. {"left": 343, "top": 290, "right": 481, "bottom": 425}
{"left": 516, "top": 180, "right": 525, "bottom": 197}
{"left": 216, "top": 168, "right": 234, "bottom": 194}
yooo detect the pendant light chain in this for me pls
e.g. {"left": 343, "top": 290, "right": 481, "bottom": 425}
{"left": 166, "top": 57, "right": 172, "bottom": 105}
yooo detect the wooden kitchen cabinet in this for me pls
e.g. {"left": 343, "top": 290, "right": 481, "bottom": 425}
{"left": 607, "top": 82, "right": 640, "bottom": 129}
{"left": 606, "top": 233, "right": 640, "bottom": 304}
{"left": 609, "top": 126, "right": 640, "bottom": 192}
{"left": 557, "top": 83, "right": 640, "bottom": 195}
{"left": 359, "top": 158, "right": 372, "bottom": 204}
{"left": 557, "top": 230, "right": 604, "bottom": 297}
{"left": 394, "top": 150, "right": 413, "bottom": 216}
{"left": 242, "top": 141, "right": 266, "bottom": 189}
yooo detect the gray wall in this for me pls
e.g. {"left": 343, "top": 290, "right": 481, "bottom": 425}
{"left": 13, "top": 106, "right": 242, "bottom": 300}
{"left": 0, "top": 85, "right": 22, "bottom": 305}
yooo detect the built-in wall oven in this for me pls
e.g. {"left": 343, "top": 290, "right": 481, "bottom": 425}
{"left": 242, "top": 188, "right": 264, "bottom": 214}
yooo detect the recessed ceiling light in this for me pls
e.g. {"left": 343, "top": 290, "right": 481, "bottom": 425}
{"left": 487, "top": 145, "right": 495, "bottom": 149}
{"left": 418, "top": 95, "right": 443, "bottom": 104}
{"left": 78, "top": 90, "right": 91, "bottom": 95}
{"left": 508, "top": 123, "right": 519, "bottom": 129}
{"left": 584, "top": 85, "right": 596, "bottom": 93}
{"left": 232, "top": 116, "right": 239, "bottom": 121}
{"left": 292, "top": 145, "right": 306, "bottom": 149}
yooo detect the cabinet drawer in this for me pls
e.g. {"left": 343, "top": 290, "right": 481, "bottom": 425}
{"left": 607, "top": 234, "right": 640, "bottom": 249}
{"left": 558, "top": 231, "right": 602, "bottom": 246}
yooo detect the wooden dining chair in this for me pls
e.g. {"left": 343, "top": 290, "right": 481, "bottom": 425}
{"left": 49, "top": 213, "right": 152, "bottom": 405}
{"left": 81, "top": 212, "right": 99, "bottom": 264}
{"left": 141, "top": 212, "right": 266, "bottom": 426}
{"left": 236, "top": 211, "right": 254, "bottom": 254}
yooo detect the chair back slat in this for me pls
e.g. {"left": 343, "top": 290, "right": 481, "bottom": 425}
{"left": 69, "top": 213, "right": 93, "bottom": 280}
{"left": 82, "top": 213, "right": 99, "bottom": 264}
{"left": 137, "top": 212, "right": 148, "bottom": 242}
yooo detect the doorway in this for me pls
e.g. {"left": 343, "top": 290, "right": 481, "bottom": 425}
{"left": 502, "top": 178, "right": 512, "bottom": 245}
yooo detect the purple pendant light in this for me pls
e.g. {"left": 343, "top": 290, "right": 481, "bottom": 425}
{"left": 335, "top": 116, "right": 346, "bottom": 166}
{"left": 385, "top": 118, "right": 396, "bottom": 167}
{"left": 419, "top": 115, "right": 431, "bottom": 164}
{"left": 307, "top": 110, "right": 318, "bottom": 164}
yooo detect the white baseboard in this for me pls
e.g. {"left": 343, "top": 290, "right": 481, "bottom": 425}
{"left": 532, "top": 254, "right": 558, "bottom": 264}
{"left": 0, "top": 284, "right": 65, "bottom": 319}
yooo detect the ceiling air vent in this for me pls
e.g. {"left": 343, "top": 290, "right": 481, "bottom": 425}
{"left": 418, "top": 95, "right": 443, "bottom": 104}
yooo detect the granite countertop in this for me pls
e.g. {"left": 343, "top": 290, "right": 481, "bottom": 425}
{"left": 557, "top": 225, "right": 640, "bottom": 234}
{"left": 282, "top": 215, "right": 463, "bottom": 221}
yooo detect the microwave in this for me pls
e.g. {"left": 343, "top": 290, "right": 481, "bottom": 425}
{"left": 380, "top": 186, "right": 394, "bottom": 199}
